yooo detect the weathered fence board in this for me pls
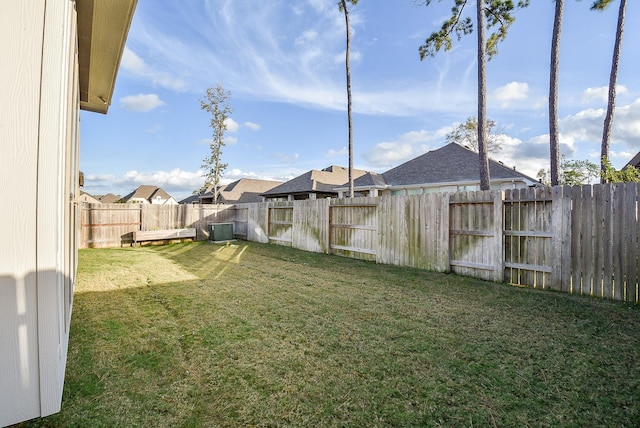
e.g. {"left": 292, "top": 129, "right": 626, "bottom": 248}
{"left": 293, "top": 199, "right": 330, "bottom": 254}
{"left": 329, "top": 197, "right": 378, "bottom": 261}
{"left": 80, "top": 183, "right": 639, "bottom": 303}
{"left": 612, "top": 184, "right": 625, "bottom": 300}
{"left": 245, "top": 203, "right": 269, "bottom": 243}
{"left": 377, "top": 194, "right": 449, "bottom": 271}
{"left": 624, "top": 183, "right": 639, "bottom": 302}
{"left": 81, "top": 204, "right": 141, "bottom": 248}
{"left": 449, "top": 191, "right": 501, "bottom": 281}
{"left": 504, "top": 187, "right": 553, "bottom": 289}
{"left": 268, "top": 202, "right": 293, "bottom": 246}
{"left": 234, "top": 205, "right": 249, "bottom": 239}
{"left": 80, "top": 203, "right": 235, "bottom": 247}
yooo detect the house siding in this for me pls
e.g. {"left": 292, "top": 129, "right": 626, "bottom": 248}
{"left": 0, "top": 1, "right": 79, "bottom": 425}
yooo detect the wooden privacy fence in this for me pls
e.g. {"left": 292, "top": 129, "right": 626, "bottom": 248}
{"left": 237, "top": 184, "right": 638, "bottom": 303}
{"left": 79, "top": 184, "right": 639, "bottom": 303}
{"left": 80, "top": 203, "right": 235, "bottom": 248}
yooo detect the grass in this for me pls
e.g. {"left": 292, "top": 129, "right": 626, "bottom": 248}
{"left": 18, "top": 241, "right": 640, "bottom": 427}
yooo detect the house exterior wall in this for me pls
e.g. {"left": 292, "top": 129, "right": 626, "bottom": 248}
{"left": 0, "top": 1, "right": 79, "bottom": 426}
{"left": 388, "top": 179, "right": 533, "bottom": 196}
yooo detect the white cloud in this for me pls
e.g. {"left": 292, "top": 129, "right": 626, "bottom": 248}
{"left": 225, "top": 118, "right": 239, "bottom": 132}
{"left": 85, "top": 168, "right": 205, "bottom": 199}
{"left": 559, "top": 107, "right": 605, "bottom": 142}
{"left": 244, "top": 122, "right": 261, "bottom": 131}
{"left": 363, "top": 126, "right": 456, "bottom": 168}
{"left": 610, "top": 98, "right": 640, "bottom": 147}
{"left": 119, "top": 93, "right": 165, "bottom": 112}
{"left": 582, "top": 85, "right": 628, "bottom": 104}
{"left": 491, "top": 82, "right": 529, "bottom": 108}
{"left": 126, "top": 2, "right": 434, "bottom": 115}
{"left": 326, "top": 146, "right": 348, "bottom": 158}
{"left": 121, "top": 48, "right": 187, "bottom": 91}
{"left": 560, "top": 98, "right": 640, "bottom": 149}
{"left": 364, "top": 142, "right": 415, "bottom": 168}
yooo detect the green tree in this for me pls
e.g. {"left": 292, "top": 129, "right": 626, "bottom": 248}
{"left": 417, "top": 0, "right": 529, "bottom": 190}
{"left": 601, "top": 156, "right": 640, "bottom": 183}
{"left": 591, "top": 0, "right": 627, "bottom": 183}
{"left": 445, "top": 116, "right": 503, "bottom": 153}
{"left": 339, "top": 0, "right": 358, "bottom": 198}
{"left": 200, "top": 84, "right": 232, "bottom": 204}
{"left": 537, "top": 156, "right": 599, "bottom": 186}
{"left": 548, "top": 0, "right": 564, "bottom": 186}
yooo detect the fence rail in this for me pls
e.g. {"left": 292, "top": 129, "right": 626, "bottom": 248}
{"left": 80, "top": 183, "right": 639, "bottom": 303}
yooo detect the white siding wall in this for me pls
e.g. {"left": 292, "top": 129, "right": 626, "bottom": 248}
{"left": 0, "top": 1, "right": 79, "bottom": 426}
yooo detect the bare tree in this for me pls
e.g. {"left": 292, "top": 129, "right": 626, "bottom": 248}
{"left": 200, "top": 84, "right": 232, "bottom": 204}
{"left": 339, "top": 0, "right": 358, "bottom": 197}
{"left": 549, "top": 0, "right": 564, "bottom": 186}
{"left": 445, "top": 117, "right": 503, "bottom": 153}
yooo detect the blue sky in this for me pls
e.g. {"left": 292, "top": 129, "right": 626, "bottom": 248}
{"left": 81, "top": 0, "right": 640, "bottom": 201}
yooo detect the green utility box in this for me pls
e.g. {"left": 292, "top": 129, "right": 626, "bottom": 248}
{"left": 208, "top": 223, "right": 234, "bottom": 241}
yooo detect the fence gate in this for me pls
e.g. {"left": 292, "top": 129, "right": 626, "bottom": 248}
{"left": 448, "top": 191, "right": 503, "bottom": 282}
{"left": 329, "top": 198, "right": 378, "bottom": 261}
{"left": 267, "top": 203, "right": 293, "bottom": 246}
{"left": 235, "top": 206, "right": 249, "bottom": 239}
{"left": 503, "top": 187, "right": 554, "bottom": 289}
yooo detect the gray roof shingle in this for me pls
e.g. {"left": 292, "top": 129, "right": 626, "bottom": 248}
{"left": 263, "top": 166, "right": 367, "bottom": 197}
{"left": 382, "top": 143, "right": 537, "bottom": 186}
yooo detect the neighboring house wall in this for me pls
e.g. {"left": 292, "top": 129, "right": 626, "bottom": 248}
{"left": 336, "top": 144, "right": 540, "bottom": 197}
{"left": 79, "top": 192, "right": 101, "bottom": 204}
{"left": 151, "top": 196, "right": 178, "bottom": 205}
{"left": 0, "top": 1, "right": 135, "bottom": 426}
{"left": 386, "top": 179, "right": 533, "bottom": 196}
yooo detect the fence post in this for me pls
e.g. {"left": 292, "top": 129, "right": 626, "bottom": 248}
{"left": 440, "top": 192, "right": 450, "bottom": 273}
{"left": 493, "top": 190, "right": 504, "bottom": 282}
{"left": 550, "top": 186, "right": 562, "bottom": 291}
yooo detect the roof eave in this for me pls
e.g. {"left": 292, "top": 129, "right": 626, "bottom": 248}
{"left": 77, "top": 0, "right": 137, "bottom": 114}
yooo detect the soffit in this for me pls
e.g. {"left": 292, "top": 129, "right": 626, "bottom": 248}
{"left": 77, "top": 0, "right": 137, "bottom": 114}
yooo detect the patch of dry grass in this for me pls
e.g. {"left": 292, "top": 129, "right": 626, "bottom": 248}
{"left": 18, "top": 241, "right": 640, "bottom": 427}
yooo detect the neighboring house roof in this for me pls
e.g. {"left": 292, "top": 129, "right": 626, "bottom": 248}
{"left": 262, "top": 166, "right": 367, "bottom": 198}
{"left": 179, "top": 194, "right": 201, "bottom": 204}
{"left": 199, "top": 179, "right": 283, "bottom": 204}
{"left": 96, "top": 193, "right": 121, "bottom": 203}
{"left": 340, "top": 143, "right": 539, "bottom": 192}
{"left": 120, "top": 185, "right": 175, "bottom": 203}
{"left": 382, "top": 143, "right": 538, "bottom": 186}
{"left": 624, "top": 151, "right": 640, "bottom": 169}
{"left": 221, "top": 178, "right": 283, "bottom": 203}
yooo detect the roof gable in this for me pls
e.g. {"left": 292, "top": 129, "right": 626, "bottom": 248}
{"left": 121, "top": 185, "right": 174, "bottom": 203}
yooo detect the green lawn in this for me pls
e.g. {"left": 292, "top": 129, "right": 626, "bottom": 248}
{"left": 20, "top": 241, "right": 640, "bottom": 427}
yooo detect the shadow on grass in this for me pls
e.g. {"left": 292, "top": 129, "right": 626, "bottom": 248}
{"left": 17, "top": 241, "right": 640, "bottom": 427}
